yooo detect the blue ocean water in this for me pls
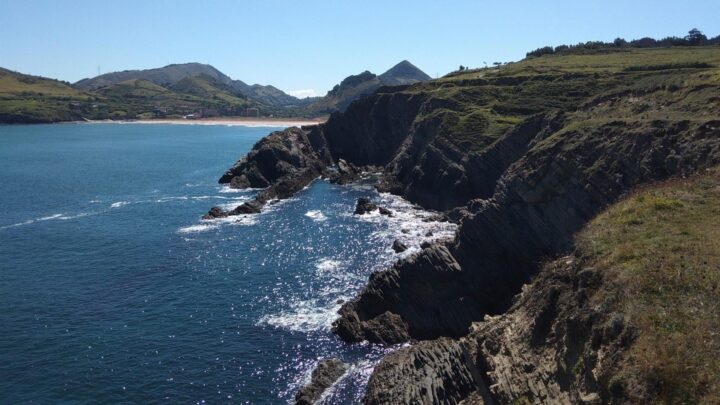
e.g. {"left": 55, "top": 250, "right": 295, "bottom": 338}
{"left": 0, "top": 123, "right": 455, "bottom": 404}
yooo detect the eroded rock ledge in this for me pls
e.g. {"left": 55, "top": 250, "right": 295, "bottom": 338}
{"left": 363, "top": 256, "right": 638, "bottom": 404}
{"left": 295, "top": 359, "right": 348, "bottom": 405}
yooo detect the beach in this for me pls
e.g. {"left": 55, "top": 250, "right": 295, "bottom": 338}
{"left": 86, "top": 117, "right": 326, "bottom": 127}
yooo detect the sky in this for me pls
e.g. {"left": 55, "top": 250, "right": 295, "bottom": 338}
{"left": 1, "top": 0, "right": 718, "bottom": 97}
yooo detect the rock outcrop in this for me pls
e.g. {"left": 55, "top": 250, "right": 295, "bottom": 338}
{"left": 295, "top": 358, "right": 348, "bottom": 405}
{"left": 209, "top": 126, "right": 330, "bottom": 217}
{"left": 364, "top": 338, "right": 489, "bottom": 405}
{"left": 391, "top": 239, "right": 407, "bottom": 253}
{"left": 353, "top": 197, "right": 377, "bottom": 215}
{"left": 364, "top": 256, "right": 639, "bottom": 404}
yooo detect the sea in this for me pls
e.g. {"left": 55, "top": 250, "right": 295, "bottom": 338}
{"left": 0, "top": 123, "right": 455, "bottom": 404}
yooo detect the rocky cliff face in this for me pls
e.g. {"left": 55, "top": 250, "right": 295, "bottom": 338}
{"left": 335, "top": 118, "right": 720, "bottom": 345}
{"left": 212, "top": 47, "right": 720, "bottom": 403}
{"left": 363, "top": 255, "right": 639, "bottom": 404}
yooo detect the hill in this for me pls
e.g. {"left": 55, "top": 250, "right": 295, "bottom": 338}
{"left": 74, "top": 62, "right": 304, "bottom": 109}
{"left": 0, "top": 67, "right": 91, "bottom": 123}
{"left": 305, "top": 60, "right": 430, "bottom": 115}
{"left": 74, "top": 63, "right": 232, "bottom": 90}
{"left": 0, "top": 63, "right": 313, "bottom": 122}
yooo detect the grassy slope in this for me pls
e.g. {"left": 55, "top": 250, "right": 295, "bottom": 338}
{"left": 3, "top": 46, "right": 718, "bottom": 123}
{"left": 95, "top": 77, "right": 256, "bottom": 118}
{"left": 0, "top": 70, "right": 287, "bottom": 123}
{"left": 576, "top": 169, "right": 720, "bottom": 403}
{"left": 0, "top": 68, "right": 91, "bottom": 122}
{"left": 398, "top": 47, "right": 720, "bottom": 152}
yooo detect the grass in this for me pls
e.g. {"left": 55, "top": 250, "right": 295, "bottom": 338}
{"left": 400, "top": 46, "right": 720, "bottom": 154}
{"left": 576, "top": 169, "right": 720, "bottom": 403}
{"left": 0, "top": 68, "right": 84, "bottom": 97}
{"left": 3, "top": 46, "right": 719, "bottom": 126}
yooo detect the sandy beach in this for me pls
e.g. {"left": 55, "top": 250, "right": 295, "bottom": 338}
{"left": 85, "top": 117, "right": 326, "bottom": 128}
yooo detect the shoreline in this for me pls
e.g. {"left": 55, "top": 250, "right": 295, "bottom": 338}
{"left": 84, "top": 117, "right": 327, "bottom": 128}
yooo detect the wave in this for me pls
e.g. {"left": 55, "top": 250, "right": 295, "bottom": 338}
{"left": 315, "top": 258, "right": 343, "bottom": 272}
{"left": 304, "top": 210, "right": 327, "bottom": 222}
{"left": 110, "top": 201, "right": 130, "bottom": 208}
{"left": 38, "top": 214, "right": 64, "bottom": 221}
{"left": 219, "top": 185, "right": 261, "bottom": 194}
{"left": 0, "top": 219, "right": 36, "bottom": 230}
{"left": 354, "top": 192, "right": 457, "bottom": 258}
{"left": 177, "top": 214, "right": 257, "bottom": 234}
{"left": 58, "top": 212, "right": 94, "bottom": 220}
{"left": 256, "top": 298, "right": 342, "bottom": 332}
{"left": 177, "top": 223, "right": 219, "bottom": 234}
{"left": 154, "top": 196, "right": 189, "bottom": 203}
{"left": 0, "top": 211, "right": 96, "bottom": 230}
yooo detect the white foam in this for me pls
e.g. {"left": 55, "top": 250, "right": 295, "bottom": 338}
{"left": 257, "top": 257, "right": 360, "bottom": 332}
{"left": 0, "top": 219, "right": 36, "bottom": 230}
{"left": 110, "top": 201, "right": 130, "bottom": 208}
{"left": 177, "top": 223, "right": 219, "bottom": 234}
{"left": 257, "top": 299, "right": 341, "bottom": 332}
{"left": 154, "top": 196, "right": 189, "bottom": 203}
{"left": 58, "top": 212, "right": 93, "bottom": 220}
{"left": 219, "top": 185, "right": 261, "bottom": 194}
{"left": 354, "top": 192, "right": 457, "bottom": 258}
{"left": 0, "top": 211, "right": 97, "bottom": 230}
{"left": 304, "top": 210, "right": 327, "bottom": 222}
{"left": 315, "top": 258, "right": 343, "bottom": 272}
{"left": 38, "top": 214, "right": 63, "bottom": 221}
{"left": 218, "top": 197, "right": 249, "bottom": 211}
{"left": 177, "top": 214, "right": 257, "bottom": 234}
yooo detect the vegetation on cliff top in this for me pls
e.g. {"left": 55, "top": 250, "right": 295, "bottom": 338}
{"left": 576, "top": 169, "right": 720, "bottom": 403}
{"left": 392, "top": 45, "right": 720, "bottom": 153}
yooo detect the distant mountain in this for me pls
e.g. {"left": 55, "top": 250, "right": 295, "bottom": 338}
{"left": 75, "top": 63, "right": 232, "bottom": 90}
{"left": 0, "top": 60, "right": 430, "bottom": 123}
{"left": 306, "top": 60, "right": 430, "bottom": 115}
{"left": 233, "top": 81, "right": 301, "bottom": 107}
{"left": 378, "top": 60, "right": 431, "bottom": 85}
{"left": 74, "top": 63, "right": 303, "bottom": 108}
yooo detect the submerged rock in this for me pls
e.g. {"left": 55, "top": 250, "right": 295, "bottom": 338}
{"left": 294, "top": 358, "right": 347, "bottom": 405}
{"left": 202, "top": 206, "right": 227, "bottom": 220}
{"left": 378, "top": 206, "right": 393, "bottom": 216}
{"left": 230, "top": 200, "right": 263, "bottom": 215}
{"left": 391, "top": 239, "right": 407, "bottom": 253}
{"left": 353, "top": 197, "right": 377, "bottom": 215}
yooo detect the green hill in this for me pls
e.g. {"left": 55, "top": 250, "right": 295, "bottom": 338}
{"left": 0, "top": 68, "right": 91, "bottom": 123}
{"left": 74, "top": 62, "right": 304, "bottom": 109}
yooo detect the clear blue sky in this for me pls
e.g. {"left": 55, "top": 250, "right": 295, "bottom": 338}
{"left": 1, "top": 0, "right": 718, "bottom": 97}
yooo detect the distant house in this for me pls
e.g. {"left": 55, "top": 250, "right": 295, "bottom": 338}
{"left": 199, "top": 108, "right": 219, "bottom": 118}
{"left": 244, "top": 107, "right": 259, "bottom": 117}
{"left": 153, "top": 106, "right": 172, "bottom": 117}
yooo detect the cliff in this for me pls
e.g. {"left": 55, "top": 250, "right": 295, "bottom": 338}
{"left": 212, "top": 46, "right": 720, "bottom": 403}
{"left": 365, "top": 169, "right": 720, "bottom": 404}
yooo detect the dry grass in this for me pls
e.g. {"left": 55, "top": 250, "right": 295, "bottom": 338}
{"left": 577, "top": 169, "right": 720, "bottom": 403}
